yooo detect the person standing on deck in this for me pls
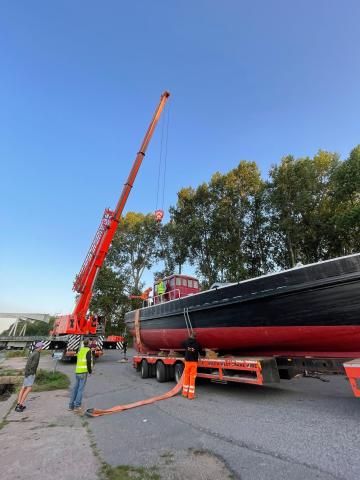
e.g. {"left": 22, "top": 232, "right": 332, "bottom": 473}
{"left": 181, "top": 332, "right": 202, "bottom": 399}
{"left": 157, "top": 278, "right": 165, "bottom": 302}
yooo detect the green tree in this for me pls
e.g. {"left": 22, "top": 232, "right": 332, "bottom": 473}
{"left": 330, "top": 145, "right": 360, "bottom": 254}
{"left": 109, "top": 212, "right": 159, "bottom": 294}
{"left": 169, "top": 161, "right": 269, "bottom": 287}
{"left": 210, "top": 161, "right": 271, "bottom": 280}
{"left": 1, "top": 318, "right": 55, "bottom": 336}
{"left": 156, "top": 220, "right": 189, "bottom": 276}
{"left": 268, "top": 150, "right": 340, "bottom": 267}
{"left": 90, "top": 264, "right": 129, "bottom": 335}
{"left": 90, "top": 212, "right": 160, "bottom": 332}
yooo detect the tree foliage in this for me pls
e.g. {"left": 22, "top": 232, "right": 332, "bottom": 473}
{"left": 267, "top": 150, "right": 341, "bottom": 266}
{"left": 1, "top": 318, "right": 55, "bottom": 336}
{"left": 330, "top": 145, "right": 360, "bottom": 254}
{"left": 108, "top": 212, "right": 159, "bottom": 293}
{"left": 168, "top": 161, "right": 272, "bottom": 287}
{"left": 90, "top": 212, "right": 160, "bottom": 332}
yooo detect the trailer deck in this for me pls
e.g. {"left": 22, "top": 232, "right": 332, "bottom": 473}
{"left": 133, "top": 353, "right": 281, "bottom": 385}
{"left": 133, "top": 351, "right": 360, "bottom": 398}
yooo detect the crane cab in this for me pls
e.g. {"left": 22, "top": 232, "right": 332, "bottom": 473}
{"left": 153, "top": 274, "right": 200, "bottom": 304}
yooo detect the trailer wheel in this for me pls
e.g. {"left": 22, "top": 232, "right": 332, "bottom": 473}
{"left": 174, "top": 363, "right": 184, "bottom": 383}
{"left": 140, "top": 360, "right": 149, "bottom": 379}
{"left": 150, "top": 364, "right": 156, "bottom": 377}
{"left": 166, "top": 365, "right": 175, "bottom": 381}
{"left": 156, "top": 361, "right": 167, "bottom": 383}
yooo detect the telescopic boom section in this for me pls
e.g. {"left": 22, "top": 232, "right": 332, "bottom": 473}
{"left": 114, "top": 91, "right": 170, "bottom": 222}
{"left": 69, "top": 91, "right": 170, "bottom": 332}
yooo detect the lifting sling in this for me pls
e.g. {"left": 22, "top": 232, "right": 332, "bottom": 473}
{"left": 86, "top": 374, "right": 183, "bottom": 418}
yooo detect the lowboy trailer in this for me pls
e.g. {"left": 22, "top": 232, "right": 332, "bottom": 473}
{"left": 133, "top": 352, "right": 360, "bottom": 398}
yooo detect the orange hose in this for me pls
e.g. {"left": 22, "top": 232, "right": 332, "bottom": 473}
{"left": 86, "top": 374, "right": 184, "bottom": 418}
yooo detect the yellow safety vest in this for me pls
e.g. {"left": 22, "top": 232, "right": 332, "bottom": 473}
{"left": 75, "top": 347, "right": 91, "bottom": 374}
{"left": 157, "top": 281, "right": 165, "bottom": 295}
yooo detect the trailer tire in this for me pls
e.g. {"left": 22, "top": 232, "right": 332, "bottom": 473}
{"left": 140, "top": 360, "right": 149, "bottom": 379}
{"left": 156, "top": 361, "right": 167, "bottom": 383}
{"left": 167, "top": 365, "right": 175, "bottom": 381}
{"left": 174, "top": 363, "right": 184, "bottom": 383}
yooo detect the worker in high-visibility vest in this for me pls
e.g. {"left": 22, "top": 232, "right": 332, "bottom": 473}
{"left": 182, "top": 332, "right": 202, "bottom": 399}
{"left": 157, "top": 279, "right": 165, "bottom": 302}
{"left": 68, "top": 339, "right": 93, "bottom": 413}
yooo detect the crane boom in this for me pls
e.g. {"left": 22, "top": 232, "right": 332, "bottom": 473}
{"left": 53, "top": 91, "right": 170, "bottom": 336}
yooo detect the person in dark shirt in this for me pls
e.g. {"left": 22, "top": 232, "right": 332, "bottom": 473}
{"left": 122, "top": 338, "right": 128, "bottom": 360}
{"left": 15, "top": 341, "right": 44, "bottom": 412}
{"left": 181, "top": 332, "right": 202, "bottom": 399}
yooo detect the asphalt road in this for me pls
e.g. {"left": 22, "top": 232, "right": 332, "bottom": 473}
{"left": 61, "top": 350, "right": 360, "bottom": 480}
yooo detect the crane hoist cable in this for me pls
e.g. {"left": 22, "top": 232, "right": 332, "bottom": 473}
{"left": 154, "top": 103, "right": 170, "bottom": 224}
{"left": 161, "top": 104, "right": 170, "bottom": 211}
{"left": 155, "top": 111, "right": 165, "bottom": 211}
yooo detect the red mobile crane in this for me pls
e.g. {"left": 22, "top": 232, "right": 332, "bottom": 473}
{"left": 51, "top": 91, "right": 170, "bottom": 357}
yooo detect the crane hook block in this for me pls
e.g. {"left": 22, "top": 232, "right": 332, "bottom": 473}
{"left": 155, "top": 209, "right": 164, "bottom": 223}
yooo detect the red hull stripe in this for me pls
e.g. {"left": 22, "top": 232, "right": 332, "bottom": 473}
{"left": 133, "top": 326, "right": 360, "bottom": 358}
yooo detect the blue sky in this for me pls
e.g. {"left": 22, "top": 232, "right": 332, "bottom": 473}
{"left": 0, "top": 1, "right": 359, "bottom": 316}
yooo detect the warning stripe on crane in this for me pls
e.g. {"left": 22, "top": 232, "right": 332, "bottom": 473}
{"left": 97, "top": 336, "right": 104, "bottom": 349}
{"left": 30, "top": 340, "right": 51, "bottom": 352}
{"left": 67, "top": 335, "right": 81, "bottom": 352}
{"left": 86, "top": 374, "right": 184, "bottom": 418}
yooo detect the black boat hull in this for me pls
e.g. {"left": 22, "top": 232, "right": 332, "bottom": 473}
{"left": 125, "top": 254, "right": 360, "bottom": 358}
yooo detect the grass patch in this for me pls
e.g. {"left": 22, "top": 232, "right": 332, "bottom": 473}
{"left": 82, "top": 418, "right": 102, "bottom": 460}
{"left": 0, "top": 368, "right": 23, "bottom": 376}
{"left": 32, "top": 369, "right": 70, "bottom": 392}
{"left": 100, "top": 464, "right": 160, "bottom": 480}
{"left": 4, "top": 349, "right": 53, "bottom": 360}
{"left": 5, "top": 349, "right": 28, "bottom": 359}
